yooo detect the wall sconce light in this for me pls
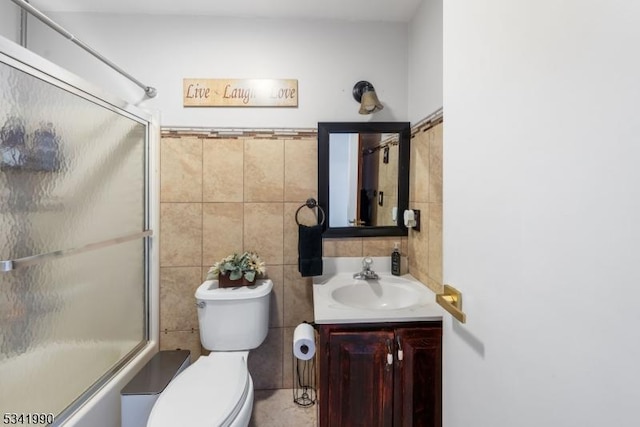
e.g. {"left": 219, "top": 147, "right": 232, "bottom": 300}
{"left": 352, "top": 80, "right": 384, "bottom": 115}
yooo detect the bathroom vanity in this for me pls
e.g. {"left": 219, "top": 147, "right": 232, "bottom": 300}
{"left": 317, "top": 321, "right": 441, "bottom": 427}
{"left": 313, "top": 258, "right": 444, "bottom": 427}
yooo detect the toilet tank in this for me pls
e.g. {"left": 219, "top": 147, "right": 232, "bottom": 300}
{"left": 195, "top": 279, "right": 273, "bottom": 351}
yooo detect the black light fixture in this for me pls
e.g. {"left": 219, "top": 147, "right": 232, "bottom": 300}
{"left": 352, "top": 81, "right": 384, "bottom": 115}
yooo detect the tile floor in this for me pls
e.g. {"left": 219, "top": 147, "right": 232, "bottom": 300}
{"left": 249, "top": 389, "right": 317, "bottom": 427}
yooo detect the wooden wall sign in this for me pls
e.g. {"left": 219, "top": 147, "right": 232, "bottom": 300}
{"left": 183, "top": 79, "right": 298, "bottom": 107}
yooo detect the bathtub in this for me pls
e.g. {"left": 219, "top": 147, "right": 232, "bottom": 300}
{"left": 0, "top": 339, "right": 158, "bottom": 427}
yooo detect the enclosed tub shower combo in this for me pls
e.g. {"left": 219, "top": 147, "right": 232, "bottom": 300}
{"left": 0, "top": 36, "right": 159, "bottom": 426}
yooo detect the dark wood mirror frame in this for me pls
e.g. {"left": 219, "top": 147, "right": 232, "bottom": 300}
{"left": 318, "top": 121, "right": 411, "bottom": 237}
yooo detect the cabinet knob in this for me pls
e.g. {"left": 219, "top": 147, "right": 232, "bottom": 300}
{"left": 397, "top": 336, "right": 404, "bottom": 362}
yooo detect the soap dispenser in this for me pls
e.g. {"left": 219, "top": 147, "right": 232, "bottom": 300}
{"left": 391, "top": 243, "right": 401, "bottom": 276}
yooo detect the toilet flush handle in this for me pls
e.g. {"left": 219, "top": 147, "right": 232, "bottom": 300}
{"left": 195, "top": 301, "right": 205, "bottom": 309}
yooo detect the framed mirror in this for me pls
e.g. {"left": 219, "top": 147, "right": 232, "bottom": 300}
{"left": 318, "top": 122, "right": 410, "bottom": 237}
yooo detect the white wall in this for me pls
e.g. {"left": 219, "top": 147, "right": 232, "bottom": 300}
{"left": 26, "top": 13, "right": 409, "bottom": 128}
{"left": 0, "top": 1, "right": 20, "bottom": 43}
{"left": 443, "top": 1, "right": 640, "bottom": 426}
{"left": 408, "top": 0, "right": 442, "bottom": 122}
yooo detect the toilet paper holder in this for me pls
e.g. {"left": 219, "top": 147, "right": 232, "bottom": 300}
{"left": 292, "top": 322, "right": 317, "bottom": 407}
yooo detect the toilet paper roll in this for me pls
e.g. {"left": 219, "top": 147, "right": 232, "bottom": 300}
{"left": 292, "top": 323, "right": 316, "bottom": 361}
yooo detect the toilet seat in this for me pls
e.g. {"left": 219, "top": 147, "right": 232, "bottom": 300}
{"left": 147, "top": 352, "right": 251, "bottom": 427}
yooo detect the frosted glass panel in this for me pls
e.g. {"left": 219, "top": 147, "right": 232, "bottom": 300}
{"left": 0, "top": 61, "right": 145, "bottom": 260}
{"left": 0, "top": 240, "right": 144, "bottom": 414}
{"left": 0, "top": 58, "right": 147, "bottom": 416}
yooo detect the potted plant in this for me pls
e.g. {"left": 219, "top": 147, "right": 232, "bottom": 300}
{"left": 206, "top": 251, "right": 266, "bottom": 288}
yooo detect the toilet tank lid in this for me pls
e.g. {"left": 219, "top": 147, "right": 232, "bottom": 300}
{"left": 195, "top": 279, "right": 273, "bottom": 301}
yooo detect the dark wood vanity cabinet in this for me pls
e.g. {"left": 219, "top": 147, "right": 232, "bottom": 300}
{"left": 318, "top": 322, "right": 442, "bottom": 427}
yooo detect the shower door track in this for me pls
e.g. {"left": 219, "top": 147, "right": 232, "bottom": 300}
{"left": 0, "top": 230, "right": 153, "bottom": 272}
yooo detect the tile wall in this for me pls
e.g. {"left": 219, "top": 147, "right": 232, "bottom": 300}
{"left": 408, "top": 121, "right": 444, "bottom": 293}
{"left": 158, "top": 122, "right": 442, "bottom": 390}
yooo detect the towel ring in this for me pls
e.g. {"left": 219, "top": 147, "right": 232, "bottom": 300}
{"left": 295, "top": 198, "right": 326, "bottom": 226}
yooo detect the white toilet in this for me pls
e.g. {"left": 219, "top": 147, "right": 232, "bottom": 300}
{"left": 147, "top": 279, "right": 273, "bottom": 427}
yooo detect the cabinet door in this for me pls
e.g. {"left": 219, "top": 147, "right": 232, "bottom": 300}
{"left": 394, "top": 327, "right": 442, "bottom": 427}
{"left": 327, "top": 329, "right": 395, "bottom": 427}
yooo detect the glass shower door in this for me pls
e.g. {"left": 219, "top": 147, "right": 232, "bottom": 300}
{"left": 0, "top": 51, "right": 150, "bottom": 421}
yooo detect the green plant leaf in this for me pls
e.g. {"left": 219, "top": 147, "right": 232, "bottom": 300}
{"left": 244, "top": 271, "right": 256, "bottom": 282}
{"left": 229, "top": 270, "right": 242, "bottom": 280}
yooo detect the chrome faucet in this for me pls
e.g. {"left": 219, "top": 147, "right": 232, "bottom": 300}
{"left": 353, "top": 257, "right": 379, "bottom": 280}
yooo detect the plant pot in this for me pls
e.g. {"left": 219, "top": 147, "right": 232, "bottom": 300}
{"left": 218, "top": 274, "right": 256, "bottom": 288}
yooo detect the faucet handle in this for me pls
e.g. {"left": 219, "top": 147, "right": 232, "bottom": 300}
{"left": 362, "top": 257, "right": 373, "bottom": 270}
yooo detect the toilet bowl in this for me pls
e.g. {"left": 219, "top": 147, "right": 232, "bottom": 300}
{"left": 146, "top": 352, "right": 253, "bottom": 427}
{"left": 147, "top": 279, "right": 273, "bottom": 427}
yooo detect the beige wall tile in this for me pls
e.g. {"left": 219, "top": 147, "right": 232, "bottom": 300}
{"left": 429, "top": 123, "right": 443, "bottom": 204}
{"left": 160, "top": 136, "right": 203, "bottom": 203}
{"left": 363, "top": 236, "right": 404, "bottom": 257}
{"left": 283, "top": 202, "right": 321, "bottom": 265}
{"left": 202, "top": 203, "right": 244, "bottom": 266}
{"left": 407, "top": 202, "right": 429, "bottom": 282}
{"left": 160, "top": 203, "right": 202, "bottom": 267}
{"left": 203, "top": 138, "right": 244, "bottom": 202}
{"left": 283, "top": 265, "right": 314, "bottom": 327}
{"left": 284, "top": 138, "right": 317, "bottom": 202}
{"left": 248, "top": 328, "right": 283, "bottom": 390}
{"left": 245, "top": 139, "right": 284, "bottom": 202}
{"left": 428, "top": 202, "right": 443, "bottom": 286}
{"left": 407, "top": 123, "right": 443, "bottom": 293}
{"left": 159, "top": 330, "right": 202, "bottom": 363}
{"left": 401, "top": 237, "right": 409, "bottom": 257}
{"left": 323, "top": 238, "right": 363, "bottom": 257}
{"left": 424, "top": 274, "right": 444, "bottom": 294}
{"left": 282, "top": 326, "right": 295, "bottom": 389}
{"left": 266, "top": 265, "right": 284, "bottom": 328}
{"left": 160, "top": 267, "right": 202, "bottom": 332}
{"left": 201, "top": 266, "right": 210, "bottom": 282}
{"left": 244, "top": 203, "right": 284, "bottom": 265}
{"left": 409, "top": 129, "right": 430, "bottom": 203}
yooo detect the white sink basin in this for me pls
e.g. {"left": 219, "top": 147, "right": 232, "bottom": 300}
{"left": 313, "top": 265, "right": 443, "bottom": 324}
{"left": 330, "top": 280, "right": 424, "bottom": 310}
